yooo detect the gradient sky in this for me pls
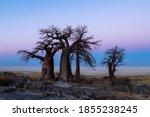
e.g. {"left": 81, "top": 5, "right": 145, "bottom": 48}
{"left": 0, "top": 0, "right": 150, "bottom": 66}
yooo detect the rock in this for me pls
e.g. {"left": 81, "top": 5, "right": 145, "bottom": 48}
{"left": 0, "top": 77, "right": 148, "bottom": 100}
{"left": 0, "top": 92, "right": 44, "bottom": 100}
{"left": 131, "top": 85, "right": 139, "bottom": 93}
{"left": 14, "top": 77, "right": 32, "bottom": 88}
{"left": 42, "top": 85, "right": 51, "bottom": 91}
{"left": 42, "top": 92, "right": 56, "bottom": 97}
{"left": 140, "top": 85, "right": 150, "bottom": 94}
{"left": 0, "top": 76, "right": 33, "bottom": 89}
{"left": 54, "top": 82, "right": 72, "bottom": 88}
{"left": 131, "top": 84, "right": 150, "bottom": 94}
{"left": 0, "top": 87, "right": 16, "bottom": 94}
{"left": 62, "top": 95, "right": 77, "bottom": 100}
{"left": 80, "top": 95, "right": 90, "bottom": 100}
{"left": 27, "top": 81, "right": 48, "bottom": 91}
{"left": 23, "top": 80, "right": 32, "bottom": 89}
{"left": 0, "top": 87, "right": 12, "bottom": 93}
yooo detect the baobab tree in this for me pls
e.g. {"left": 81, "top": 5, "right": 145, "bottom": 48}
{"left": 39, "top": 25, "right": 74, "bottom": 81}
{"left": 71, "top": 26, "right": 100, "bottom": 80}
{"left": 102, "top": 46, "right": 125, "bottom": 85}
{"left": 38, "top": 25, "right": 100, "bottom": 81}
{"left": 58, "top": 25, "right": 100, "bottom": 81}
{"left": 17, "top": 30, "right": 62, "bottom": 80}
{"left": 18, "top": 25, "right": 101, "bottom": 81}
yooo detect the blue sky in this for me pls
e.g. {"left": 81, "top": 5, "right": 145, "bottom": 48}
{"left": 0, "top": 0, "right": 150, "bottom": 66}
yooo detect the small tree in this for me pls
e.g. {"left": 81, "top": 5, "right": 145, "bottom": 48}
{"left": 102, "top": 46, "right": 125, "bottom": 84}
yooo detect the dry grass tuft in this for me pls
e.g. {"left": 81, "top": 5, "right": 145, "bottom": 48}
{"left": 23, "top": 73, "right": 41, "bottom": 80}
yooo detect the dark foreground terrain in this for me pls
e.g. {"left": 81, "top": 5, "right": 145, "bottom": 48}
{"left": 0, "top": 72, "right": 149, "bottom": 100}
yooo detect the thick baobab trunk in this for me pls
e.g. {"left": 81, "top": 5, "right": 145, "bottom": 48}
{"left": 59, "top": 48, "right": 72, "bottom": 81}
{"left": 46, "top": 57, "right": 55, "bottom": 80}
{"left": 68, "top": 57, "right": 73, "bottom": 77}
{"left": 74, "top": 49, "right": 80, "bottom": 80}
{"left": 41, "top": 56, "right": 55, "bottom": 80}
{"left": 41, "top": 58, "right": 48, "bottom": 80}
{"left": 108, "top": 65, "right": 116, "bottom": 85}
{"left": 108, "top": 67, "right": 115, "bottom": 78}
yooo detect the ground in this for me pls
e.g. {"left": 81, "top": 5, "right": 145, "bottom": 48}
{"left": 0, "top": 72, "right": 149, "bottom": 100}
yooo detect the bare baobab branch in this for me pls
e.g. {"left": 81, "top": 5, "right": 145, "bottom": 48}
{"left": 17, "top": 50, "right": 44, "bottom": 62}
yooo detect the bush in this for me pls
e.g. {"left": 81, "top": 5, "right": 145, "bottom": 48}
{"left": 0, "top": 77, "right": 14, "bottom": 86}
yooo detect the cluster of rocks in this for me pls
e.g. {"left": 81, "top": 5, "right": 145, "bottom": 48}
{"left": 113, "top": 81, "right": 150, "bottom": 94}
{"left": 100, "top": 77, "right": 150, "bottom": 94}
{"left": 0, "top": 73, "right": 149, "bottom": 100}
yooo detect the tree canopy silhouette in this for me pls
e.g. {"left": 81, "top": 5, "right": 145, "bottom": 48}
{"left": 71, "top": 26, "right": 100, "bottom": 80}
{"left": 17, "top": 25, "right": 101, "bottom": 81}
{"left": 102, "top": 46, "right": 125, "bottom": 84}
{"left": 17, "top": 28, "right": 63, "bottom": 80}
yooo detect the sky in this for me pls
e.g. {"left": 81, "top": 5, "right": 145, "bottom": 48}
{"left": 0, "top": 0, "right": 150, "bottom": 66}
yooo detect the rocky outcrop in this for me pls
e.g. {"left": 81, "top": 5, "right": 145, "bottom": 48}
{"left": 0, "top": 74, "right": 149, "bottom": 100}
{"left": 0, "top": 80, "right": 137, "bottom": 100}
